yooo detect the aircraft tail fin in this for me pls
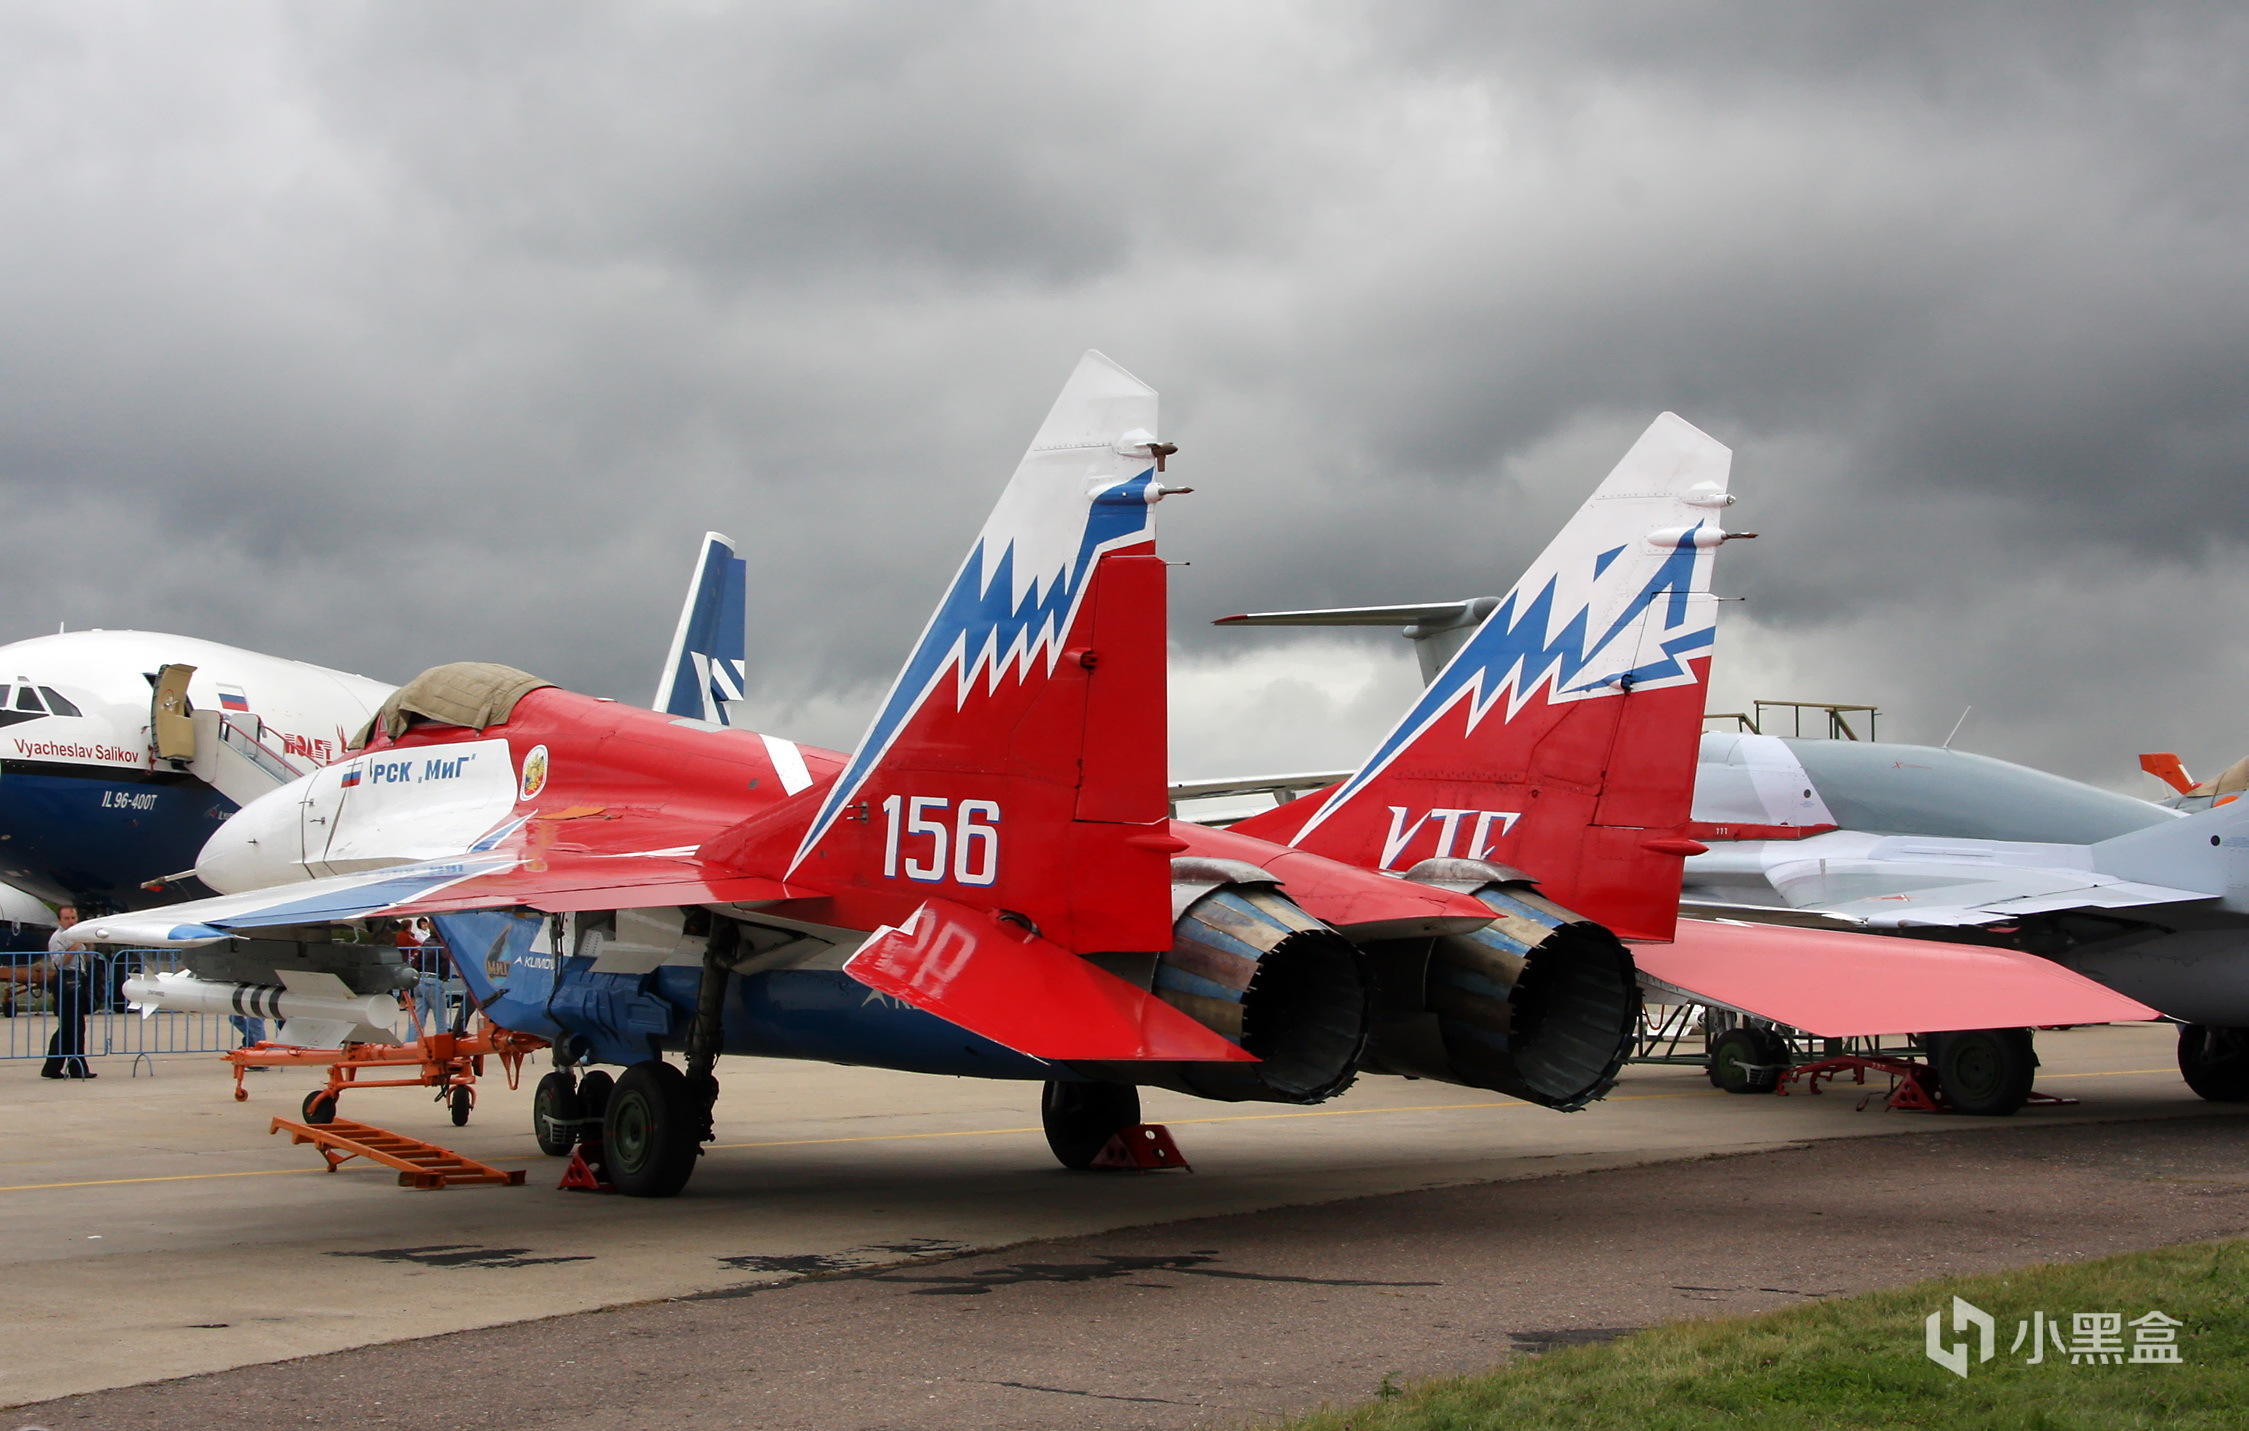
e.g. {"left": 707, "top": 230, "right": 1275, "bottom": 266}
{"left": 2092, "top": 796, "right": 2249, "bottom": 904}
{"left": 2140, "top": 752, "right": 2194, "bottom": 796}
{"left": 1229, "top": 413, "right": 1741, "bottom": 941}
{"left": 775, "top": 352, "right": 1184, "bottom": 954}
{"left": 653, "top": 532, "right": 749, "bottom": 725}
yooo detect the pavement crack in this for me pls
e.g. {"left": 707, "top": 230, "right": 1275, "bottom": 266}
{"left": 330, "top": 1244, "right": 594, "bottom": 1270}
{"left": 978, "top": 1379, "right": 1200, "bottom": 1406}
{"left": 876, "top": 1250, "right": 1439, "bottom": 1297}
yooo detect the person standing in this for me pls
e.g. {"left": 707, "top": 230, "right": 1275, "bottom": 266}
{"left": 395, "top": 919, "right": 446, "bottom": 1036}
{"left": 40, "top": 905, "right": 93, "bottom": 1079}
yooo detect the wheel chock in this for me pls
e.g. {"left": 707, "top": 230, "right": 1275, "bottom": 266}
{"left": 557, "top": 1145, "right": 614, "bottom": 1193}
{"left": 1091, "top": 1123, "right": 1192, "bottom": 1172}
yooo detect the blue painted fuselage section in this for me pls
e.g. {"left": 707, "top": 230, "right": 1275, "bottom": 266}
{"left": 0, "top": 762, "right": 233, "bottom": 908}
{"left": 431, "top": 910, "right": 1052, "bottom": 1082}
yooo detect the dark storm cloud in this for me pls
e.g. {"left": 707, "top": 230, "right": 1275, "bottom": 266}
{"left": 0, "top": 2, "right": 2242, "bottom": 783}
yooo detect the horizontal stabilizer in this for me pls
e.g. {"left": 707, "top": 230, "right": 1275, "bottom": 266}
{"left": 845, "top": 899, "right": 1257, "bottom": 1063}
{"left": 1169, "top": 771, "right": 1346, "bottom": 805}
{"left": 1213, "top": 602, "right": 1486, "bottom": 629}
{"left": 1636, "top": 919, "right": 2159, "bottom": 1037}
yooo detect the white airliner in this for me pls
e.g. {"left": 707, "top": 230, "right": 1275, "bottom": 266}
{"left": 0, "top": 534, "right": 747, "bottom": 918}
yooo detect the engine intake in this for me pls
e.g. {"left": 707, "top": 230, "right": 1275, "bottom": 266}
{"left": 1360, "top": 859, "right": 1638, "bottom": 1111}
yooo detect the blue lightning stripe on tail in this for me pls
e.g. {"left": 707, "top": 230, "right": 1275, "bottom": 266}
{"left": 1292, "top": 529, "right": 1717, "bottom": 842}
{"left": 789, "top": 469, "right": 1157, "bottom": 871}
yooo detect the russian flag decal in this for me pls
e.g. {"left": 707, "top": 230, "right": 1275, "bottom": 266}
{"left": 339, "top": 766, "right": 362, "bottom": 788}
{"left": 218, "top": 686, "right": 250, "bottom": 712}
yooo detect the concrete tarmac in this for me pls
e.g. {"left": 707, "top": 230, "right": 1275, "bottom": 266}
{"left": 19, "top": 1115, "right": 2247, "bottom": 1431}
{"left": 0, "top": 1022, "right": 2229, "bottom": 1409}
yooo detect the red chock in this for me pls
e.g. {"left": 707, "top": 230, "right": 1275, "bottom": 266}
{"left": 1091, "top": 1123, "right": 1192, "bottom": 1172}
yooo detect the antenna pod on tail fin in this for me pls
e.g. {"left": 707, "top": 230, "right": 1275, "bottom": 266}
{"left": 1231, "top": 412, "right": 1739, "bottom": 941}
{"left": 654, "top": 532, "right": 749, "bottom": 725}
{"left": 782, "top": 352, "right": 1183, "bottom": 954}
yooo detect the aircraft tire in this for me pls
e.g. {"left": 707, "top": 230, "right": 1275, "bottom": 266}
{"left": 1927, "top": 1028, "right": 2035, "bottom": 1116}
{"left": 531, "top": 1072, "right": 581, "bottom": 1155}
{"left": 2176, "top": 1024, "right": 2249, "bottom": 1102}
{"left": 602, "top": 1061, "right": 701, "bottom": 1198}
{"left": 1706, "top": 1026, "right": 1787, "bottom": 1094}
{"left": 1042, "top": 1080, "right": 1141, "bottom": 1169}
{"left": 577, "top": 1069, "right": 615, "bottom": 1120}
{"left": 302, "top": 1089, "right": 338, "bottom": 1125}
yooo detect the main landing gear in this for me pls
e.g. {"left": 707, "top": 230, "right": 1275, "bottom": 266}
{"left": 541, "top": 922, "right": 735, "bottom": 1196}
{"left": 1923, "top": 1028, "right": 2038, "bottom": 1116}
{"left": 2177, "top": 1024, "right": 2249, "bottom": 1102}
{"left": 534, "top": 1059, "right": 712, "bottom": 1197}
{"left": 1041, "top": 1080, "right": 1143, "bottom": 1169}
{"left": 1701, "top": 1015, "right": 2043, "bottom": 1116}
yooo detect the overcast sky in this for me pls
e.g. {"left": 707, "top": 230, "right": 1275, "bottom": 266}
{"left": 3, "top": 3, "right": 2244, "bottom": 793}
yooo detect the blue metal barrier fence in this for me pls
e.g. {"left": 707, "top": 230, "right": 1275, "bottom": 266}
{"left": 2, "top": 948, "right": 235, "bottom": 1069}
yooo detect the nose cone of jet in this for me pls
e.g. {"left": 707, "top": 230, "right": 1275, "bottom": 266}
{"left": 196, "top": 777, "right": 312, "bottom": 893}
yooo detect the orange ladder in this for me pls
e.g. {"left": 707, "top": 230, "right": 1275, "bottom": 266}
{"left": 270, "top": 1115, "right": 526, "bottom": 1190}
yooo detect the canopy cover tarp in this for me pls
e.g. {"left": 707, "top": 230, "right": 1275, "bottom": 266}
{"left": 356, "top": 662, "right": 552, "bottom": 745}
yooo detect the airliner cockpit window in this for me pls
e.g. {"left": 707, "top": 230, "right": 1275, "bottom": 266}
{"left": 38, "top": 688, "right": 80, "bottom": 717}
{"left": 12, "top": 687, "right": 44, "bottom": 713}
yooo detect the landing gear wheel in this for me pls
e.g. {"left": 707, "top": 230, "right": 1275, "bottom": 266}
{"left": 601, "top": 1061, "right": 701, "bottom": 1198}
{"left": 576, "top": 1069, "right": 614, "bottom": 1121}
{"left": 2176, "top": 1024, "right": 2249, "bottom": 1102}
{"left": 532, "top": 1071, "right": 582, "bottom": 1156}
{"left": 448, "top": 1084, "right": 473, "bottom": 1127}
{"left": 1041, "top": 1080, "right": 1142, "bottom": 1169}
{"left": 1927, "top": 1028, "right": 2035, "bottom": 1116}
{"left": 1706, "top": 1026, "right": 1789, "bottom": 1094}
{"left": 301, "top": 1089, "right": 338, "bottom": 1125}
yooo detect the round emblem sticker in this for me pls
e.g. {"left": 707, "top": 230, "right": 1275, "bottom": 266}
{"left": 518, "top": 744, "right": 550, "bottom": 801}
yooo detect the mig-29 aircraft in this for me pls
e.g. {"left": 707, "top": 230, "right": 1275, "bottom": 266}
{"left": 1202, "top": 415, "right": 2153, "bottom": 1114}
{"left": 73, "top": 356, "right": 1574, "bottom": 1195}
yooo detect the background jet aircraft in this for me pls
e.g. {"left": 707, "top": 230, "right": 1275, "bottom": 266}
{"left": 2139, "top": 750, "right": 2248, "bottom": 814}
{"left": 0, "top": 535, "right": 748, "bottom": 920}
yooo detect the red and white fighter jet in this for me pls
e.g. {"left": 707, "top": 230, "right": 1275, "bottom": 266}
{"left": 80, "top": 354, "right": 1645, "bottom": 1194}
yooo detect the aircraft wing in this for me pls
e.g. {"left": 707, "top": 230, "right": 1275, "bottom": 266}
{"left": 70, "top": 849, "right": 800, "bottom": 948}
{"left": 1742, "top": 875, "right": 2216, "bottom": 931}
{"left": 1635, "top": 919, "right": 2160, "bottom": 1037}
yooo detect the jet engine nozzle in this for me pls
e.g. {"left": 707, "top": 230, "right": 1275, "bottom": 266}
{"left": 1072, "top": 859, "right": 1371, "bottom": 1104}
{"left": 1358, "top": 859, "right": 1639, "bottom": 1111}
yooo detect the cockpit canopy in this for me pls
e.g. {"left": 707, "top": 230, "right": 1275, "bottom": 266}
{"left": 1786, "top": 739, "right": 2175, "bottom": 845}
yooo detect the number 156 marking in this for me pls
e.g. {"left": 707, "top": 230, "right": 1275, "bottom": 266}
{"left": 881, "top": 795, "right": 1001, "bottom": 886}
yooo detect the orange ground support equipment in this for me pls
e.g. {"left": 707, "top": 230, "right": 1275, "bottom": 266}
{"left": 227, "top": 1023, "right": 548, "bottom": 1127}
{"left": 270, "top": 1115, "right": 526, "bottom": 1189}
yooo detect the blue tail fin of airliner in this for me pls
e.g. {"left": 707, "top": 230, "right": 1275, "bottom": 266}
{"left": 653, "top": 532, "right": 749, "bottom": 725}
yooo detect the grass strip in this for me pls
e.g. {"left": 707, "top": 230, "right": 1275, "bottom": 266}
{"left": 1271, "top": 1238, "right": 2249, "bottom": 1431}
